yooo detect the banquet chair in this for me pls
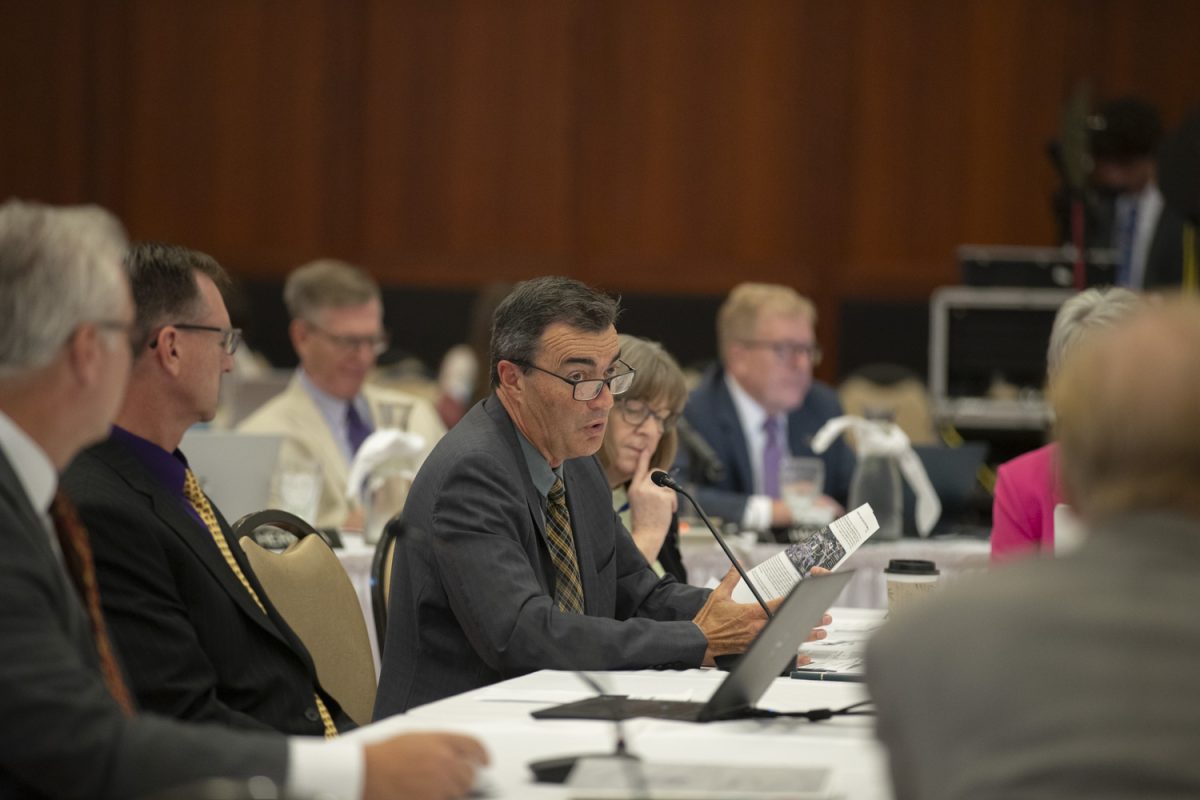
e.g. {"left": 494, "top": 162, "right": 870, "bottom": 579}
{"left": 236, "top": 509, "right": 377, "bottom": 726}
{"left": 839, "top": 363, "right": 938, "bottom": 446}
{"left": 370, "top": 515, "right": 404, "bottom": 656}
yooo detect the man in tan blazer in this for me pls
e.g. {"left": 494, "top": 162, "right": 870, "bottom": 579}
{"left": 239, "top": 260, "right": 445, "bottom": 529}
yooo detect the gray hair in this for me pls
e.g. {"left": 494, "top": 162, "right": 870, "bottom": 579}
{"left": 283, "top": 259, "right": 381, "bottom": 321}
{"left": 489, "top": 276, "right": 621, "bottom": 387}
{"left": 0, "top": 199, "right": 129, "bottom": 378}
{"left": 1047, "top": 287, "right": 1141, "bottom": 376}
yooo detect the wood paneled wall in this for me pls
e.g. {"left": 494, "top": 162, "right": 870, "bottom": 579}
{"left": 3, "top": 0, "right": 1199, "bottom": 369}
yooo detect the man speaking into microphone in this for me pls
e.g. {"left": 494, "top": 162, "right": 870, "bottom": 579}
{"left": 375, "top": 277, "right": 823, "bottom": 715}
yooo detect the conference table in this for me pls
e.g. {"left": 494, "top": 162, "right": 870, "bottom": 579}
{"left": 348, "top": 608, "right": 892, "bottom": 799}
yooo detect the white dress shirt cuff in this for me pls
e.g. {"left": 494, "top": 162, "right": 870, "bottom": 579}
{"left": 741, "top": 495, "right": 775, "bottom": 532}
{"left": 287, "top": 737, "right": 365, "bottom": 800}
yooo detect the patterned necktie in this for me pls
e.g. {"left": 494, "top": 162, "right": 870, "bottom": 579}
{"left": 762, "top": 416, "right": 783, "bottom": 498}
{"left": 48, "top": 490, "right": 136, "bottom": 716}
{"left": 346, "top": 402, "right": 372, "bottom": 457}
{"left": 545, "top": 478, "right": 585, "bottom": 613}
{"left": 182, "top": 469, "right": 338, "bottom": 739}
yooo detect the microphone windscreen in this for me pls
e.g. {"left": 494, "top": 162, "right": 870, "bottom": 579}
{"left": 650, "top": 470, "right": 675, "bottom": 489}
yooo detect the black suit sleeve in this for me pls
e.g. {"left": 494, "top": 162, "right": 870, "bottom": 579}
{"left": 78, "top": 491, "right": 274, "bottom": 731}
{"left": 0, "top": 506, "right": 286, "bottom": 798}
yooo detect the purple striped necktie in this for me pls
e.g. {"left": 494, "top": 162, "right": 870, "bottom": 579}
{"left": 762, "top": 416, "right": 783, "bottom": 498}
{"left": 346, "top": 402, "right": 372, "bottom": 456}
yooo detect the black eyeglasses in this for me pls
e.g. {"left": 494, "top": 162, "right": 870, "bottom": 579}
{"left": 739, "top": 339, "right": 823, "bottom": 365}
{"left": 510, "top": 358, "right": 636, "bottom": 401}
{"left": 307, "top": 322, "right": 389, "bottom": 356}
{"left": 169, "top": 324, "right": 243, "bottom": 355}
{"left": 616, "top": 399, "right": 678, "bottom": 432}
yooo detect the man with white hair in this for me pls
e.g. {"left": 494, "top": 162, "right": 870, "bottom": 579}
{"left": 0, "top": 199, "right": 485, "bottom": 799}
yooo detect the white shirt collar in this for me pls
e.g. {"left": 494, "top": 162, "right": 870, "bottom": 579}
{"left": 297, "top": 368, "right": 371, "bottom": 464}
{"left": 725, "top": 371, "right": 771, "bottom": 436}
{"left": 0, "top": 409, "right": 57, "bottom": 515}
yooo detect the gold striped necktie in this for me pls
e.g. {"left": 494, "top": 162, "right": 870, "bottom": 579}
{"left": 182, "top": 469, "right": 338, "bottom": 739}
{"left": 545, "top": 478, "right": 585, "bottom": 613}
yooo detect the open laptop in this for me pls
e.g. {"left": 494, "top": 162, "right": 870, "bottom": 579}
{"left": 903, "top": 443, "right": 989, "bottom": 536}
{"left": 531, "top": 570, "right": 854, "bottom": 723}
{"left": 179, "top": 429, "right": 284, "bottom": 523}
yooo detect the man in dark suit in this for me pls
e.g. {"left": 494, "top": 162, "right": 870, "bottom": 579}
{"left": 0, "top": 200, "right": 485, "bottom": 798}
{"left": 374, "top": 276, "right": 787, "bottom": 714}
{"left": 60, "top": 243, "right": 356, "bottom": 734}
{"left": 867, "top": 298, "right": 1200, "bottom": 799}
{"left": 678, "top": 283, "right": 855, "bottom": 533}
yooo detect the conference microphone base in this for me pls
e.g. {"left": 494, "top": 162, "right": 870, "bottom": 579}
{"left": 529, "top": 752, "right": 640, "bottom": 784}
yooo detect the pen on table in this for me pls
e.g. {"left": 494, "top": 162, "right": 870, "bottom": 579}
{"left": 790, "top": 669, "right": 863, "bottom": 683}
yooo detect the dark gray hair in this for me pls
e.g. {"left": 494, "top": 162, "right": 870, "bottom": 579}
{"left": 283, "top": 259, "right": 381, "bottom": 321}
{"left": 0, "top": 200, "right": 129, "bottom": 378}
{"left": 125, "top": 242, "right": 230, "bottom": 352}
{"left": 489, "top": 276, "right": 621, "bottom": 387}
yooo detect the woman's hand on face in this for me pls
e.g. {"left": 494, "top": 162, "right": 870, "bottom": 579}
{"left": 626, "top": 446, "right": 677, "bottom": 562}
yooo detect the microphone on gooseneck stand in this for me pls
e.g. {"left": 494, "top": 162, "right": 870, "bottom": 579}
{"left": 675, "top": 416, "right": 726, "bottom": 484}
{"left": 650, "top": 470, "right": 772, "bottom": 619}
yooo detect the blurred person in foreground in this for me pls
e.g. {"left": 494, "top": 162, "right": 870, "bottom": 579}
{"left": 678, "top": 282, "right": 855, "bottom": 535}
{"left": 0, "top": 199, "right": 485, "bottom": 799}
{"left": 238, "top": 259, "right": 445, "bottom": 529}
{"left": 596, "top": 334, "right": 688, "bottom": 582}
{"left": 374, "top": 277, "right": 825, "bottom": 715}
{"left": 990, "top": 287, "right": 1141, "bottom": 561}
{"left": 868, "top": 295, "right": 1200, "bottom": 800}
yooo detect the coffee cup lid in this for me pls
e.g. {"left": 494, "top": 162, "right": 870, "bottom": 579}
{"left": 884, "top": 558, "right": 939, "bottom": 575}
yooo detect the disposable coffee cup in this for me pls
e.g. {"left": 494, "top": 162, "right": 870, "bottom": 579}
{"left": 884, "top": 559, "right": 939, "bottom": 615}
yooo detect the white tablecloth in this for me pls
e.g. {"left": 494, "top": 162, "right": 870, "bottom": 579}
{"left": 681, "top": 534, "right": 991, "bottom": 608}
{"left": 349, "top": 663, "right": 891, "bottom": 799}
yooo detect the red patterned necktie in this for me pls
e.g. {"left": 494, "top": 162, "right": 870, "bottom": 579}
{"left": 48, "top": 490, "right": 136, "bottom": 716}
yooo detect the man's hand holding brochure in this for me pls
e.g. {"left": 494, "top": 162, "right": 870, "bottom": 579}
{"left": 733, "top": 504, "right": 880, "bottom": 603}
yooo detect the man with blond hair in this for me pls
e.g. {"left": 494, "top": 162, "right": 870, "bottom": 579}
{"left": 239, "top": 259, "right": 445, "bottom": 529}
{"left": 679, "top": 282, "right": 855, "bottom": 533}
{"left": 868, "top": 296, "right": 1200, "bottom": 799}
{"left": 0, "top": 200, "right": 485, "bottom": 799}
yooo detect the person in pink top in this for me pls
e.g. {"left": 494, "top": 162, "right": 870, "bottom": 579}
{"left": 990, "top": 287, "right": 1141, "bottom": 561}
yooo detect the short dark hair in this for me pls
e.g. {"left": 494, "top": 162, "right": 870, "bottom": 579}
{"left": 125, "top": 242, "right": 230, "bottom": 350}
{"left": 489, "top": 276, "right": 621, "bottom": 387}
{"left": 1090, "top": 97, "right": 1163, "bottom": 163}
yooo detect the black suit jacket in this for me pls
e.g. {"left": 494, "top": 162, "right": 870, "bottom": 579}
{"left": 677, "top": 366, "right": 856, "bottom": 526}
{"left": 0, "top": 447, "right": 286, "bottom": 799}
{"left": 61, "top": 436, "right": 351, "bottom": 735}
{"left": 373, "top": 396, "right": 710, "bottom": 715}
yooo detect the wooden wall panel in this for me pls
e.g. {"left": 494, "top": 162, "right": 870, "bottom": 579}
{"left": 3, "top": 0, "right": 1200, "bottom": 368}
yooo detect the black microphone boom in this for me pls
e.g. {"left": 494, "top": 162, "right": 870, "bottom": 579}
{"left": 650, "top": 471, "right": 772, "bottom": 618}
{"left": 675, "top": 417, "right": 726, "bottom": 484}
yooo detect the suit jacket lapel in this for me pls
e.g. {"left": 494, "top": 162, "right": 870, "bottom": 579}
{"left": 0, "top": 450, "right": 74, "bottom": 596}
{"left": 285, "top": 377, "right": 350, "bottom": 500}
{"left": 94, "top": 440, "right": 291, "bottom": 645}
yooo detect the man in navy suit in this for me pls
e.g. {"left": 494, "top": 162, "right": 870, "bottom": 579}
{"left": 678, "top": 283, "right": 855, "bottom": 533}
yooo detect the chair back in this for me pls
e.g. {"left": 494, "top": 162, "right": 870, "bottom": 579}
{"left": 237, "top": 511, "right": 376, "bottom": 726}
{"left": 370, "top": 515, "right": 406, "bottom": 655}
{"left": 839, "top": 363, "right": 938, "bottom": 446}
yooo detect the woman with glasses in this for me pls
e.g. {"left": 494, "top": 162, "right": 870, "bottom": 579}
{"left": 597, "top": 335, "right": 689, "bottom": 583}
